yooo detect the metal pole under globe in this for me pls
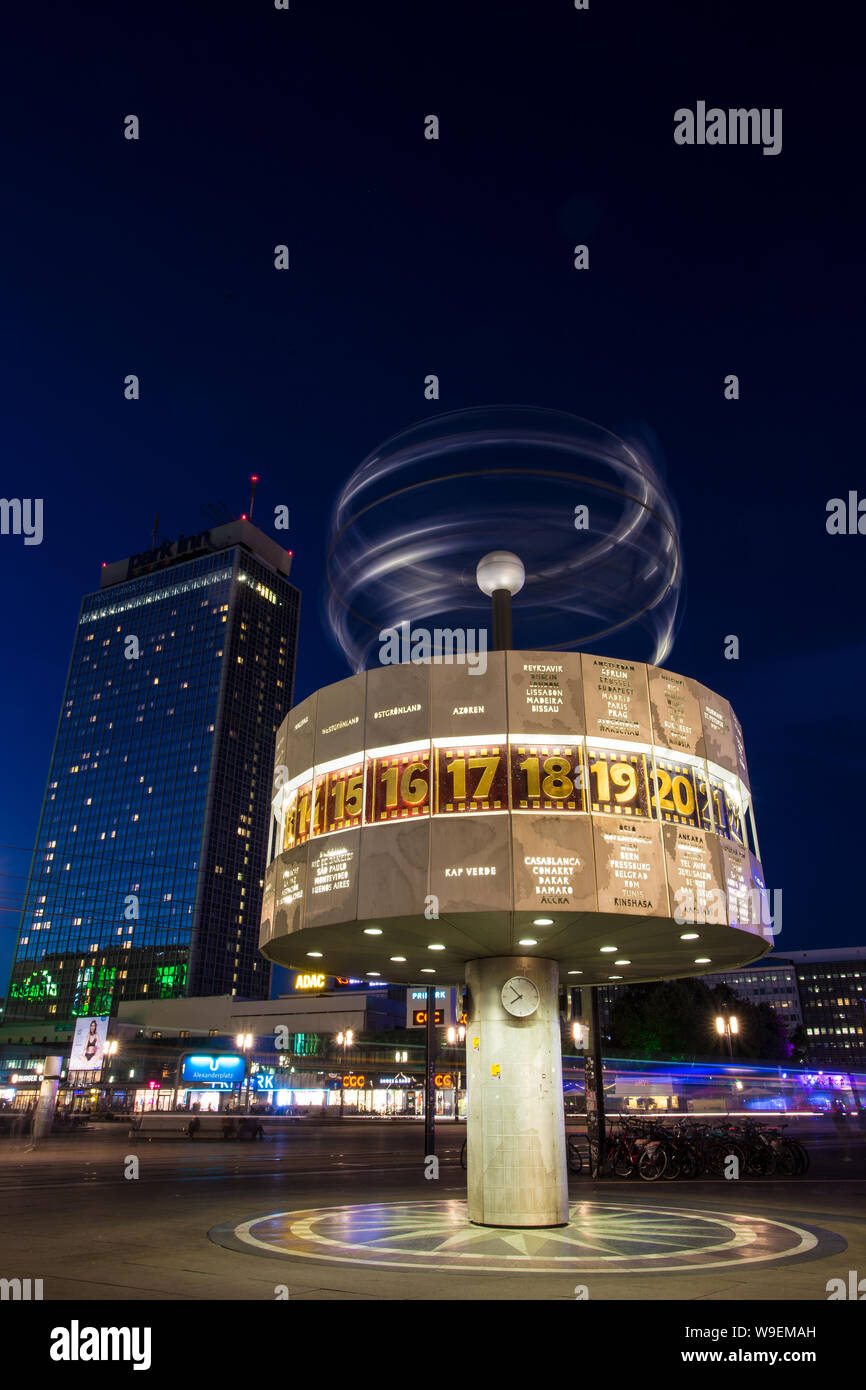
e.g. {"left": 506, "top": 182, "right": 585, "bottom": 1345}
{"left": 462, "top": 553, "right": 570, "bottom": 1225}
{"left": 476, "top": 551, "right": 525, "bottom": 654}
{"left": 424, "top": 987, "right": 436, "bottom": 1158}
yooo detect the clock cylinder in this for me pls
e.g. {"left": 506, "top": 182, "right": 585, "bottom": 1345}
{"left": 465, "top": 956, "right": 569, "bottom": 1227}
{"left": 260, "top": 652, "right": 768, "bottom": 1229}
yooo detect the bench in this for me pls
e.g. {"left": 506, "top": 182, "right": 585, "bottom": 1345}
{"left": 128, "top": 1114, "right": 300, "bottom": 1140}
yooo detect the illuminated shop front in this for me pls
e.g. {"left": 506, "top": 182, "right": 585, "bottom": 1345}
{"left": 321, "top": 1071, "right": 463, "bottom": 1116}
{"left": 133, "top": 1084, "right": 176, "bottom": 1112}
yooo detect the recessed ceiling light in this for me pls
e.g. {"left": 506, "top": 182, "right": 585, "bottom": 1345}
{"left": 533, "top": 918, "right": 554, "bottom": 926}
{"left": 614, "top": 959, "right": 631, "bottom": 965}
{"left": 306, "top": 952, "right": 323, "bottom": 958}
{"left": 420, "top": 968, "right": 435, "bottom": 974}
{"left": 568, "top": 970, "right": 583, "bottom": 975}
{"left": 518, "top": 938, "right": 537, "bottom": 946}
{"left": 363, "top": 928, "right": 383, "bottom": 936}
{"left": 695, "top": 957, "right": 711, "bottom": 964}
{"left": 428, "top": 943, "right": 445, "bottom": 951}
{"left": 390, "top": 956, "right": 407, "bottom": 962}
{"left": 680, "top": 933, "right": 699, "bottom": 940}
{"left": 600, "top": 946, "right": 618, "bottom": 953}
{"left": 366, "top": 971, "right": 380, "bottom": 976}
{"left": 609, "top": 975, "right": 623, "bottom": 980}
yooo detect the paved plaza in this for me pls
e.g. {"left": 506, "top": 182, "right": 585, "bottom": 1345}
{"left": 0, "top": 1120, "right": 863, "bottom": 1301}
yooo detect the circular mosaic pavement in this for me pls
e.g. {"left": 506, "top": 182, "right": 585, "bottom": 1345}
{"left": 209, "top": 1199, "right": 844, "bottom": 1274}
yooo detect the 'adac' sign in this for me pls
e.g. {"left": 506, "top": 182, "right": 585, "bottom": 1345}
{"left": 294, "top": 972, "right": 327, "bottom": 990}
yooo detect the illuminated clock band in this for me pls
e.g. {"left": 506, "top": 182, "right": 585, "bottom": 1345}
{"left": 275, "top": 738, "right": 750, "bottom": 855}
{"left": 260, "top": 654, "right": 767, "bottom": 974}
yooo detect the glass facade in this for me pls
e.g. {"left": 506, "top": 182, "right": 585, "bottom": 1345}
{"left": 700, "top": 966, "right": 802, "bottom": 1025}
{"left": 796, "top": 960, "right": 866, "bottom": 1067}
{"left": 8, "top": 536, "right": 299, "bottom": 1021}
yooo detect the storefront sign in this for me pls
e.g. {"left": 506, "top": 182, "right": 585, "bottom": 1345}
{"left": 335, "top": 977, "right": 390, "bottom": 988}
{"left": 405, "top": 987, "right": 456, "bottom": 1028}
{"left": 180, "top": 1055, "right": 244, "bottom": 1086}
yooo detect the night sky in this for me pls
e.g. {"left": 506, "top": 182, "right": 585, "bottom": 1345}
{"left": 1, "top": 0, "right": 862, "bottom": 989}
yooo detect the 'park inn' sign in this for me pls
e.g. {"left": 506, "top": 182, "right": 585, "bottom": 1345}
{"left": 127, "top": 529, "right": 214, "bottom": 578}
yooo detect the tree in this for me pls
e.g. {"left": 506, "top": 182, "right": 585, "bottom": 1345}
{"left": 788, "top": 1024, "right": 808, "bottom": 1065}
{"left": 608, "top": 978, "right": 719, "bottom": 1057}
{"left": 608, "top": 978, "right": 793, "bottom": 1062}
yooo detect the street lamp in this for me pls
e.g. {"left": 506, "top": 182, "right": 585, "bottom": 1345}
{"left": 336, "top": 1029, "right": 354, "bottom": 1119}
{"left": 235, "top": 1033, "right": 253, "bottom": 1112}
{"left": 715, "top": 1013, "right": 739, "bottom": 1059}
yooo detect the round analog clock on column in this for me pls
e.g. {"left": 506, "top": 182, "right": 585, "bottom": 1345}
{"left": 501, "top": 976, "right": 540, "bottom": 1017}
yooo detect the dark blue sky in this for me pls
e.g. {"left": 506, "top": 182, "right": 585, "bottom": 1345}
{"left": 1, "top": 0, "right": 862, "bottom": 986}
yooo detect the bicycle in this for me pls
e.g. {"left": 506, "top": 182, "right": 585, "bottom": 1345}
{"left": 607, "top": 1118, "right": 667, "bottom": 1180}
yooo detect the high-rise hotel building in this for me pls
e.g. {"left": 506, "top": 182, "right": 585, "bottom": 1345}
{"left": 8, "top": 521, "right": 299, "bottom": 1020}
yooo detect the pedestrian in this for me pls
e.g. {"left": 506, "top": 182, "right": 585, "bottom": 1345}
{"left": 188, "top": 1115, "right": 201, "bottom": 1140}
{"left": 829, "top": 1101, "right": 851, "bottom": 1160}
{"left": 254, "top": 1121, "right": 265, "bottom": 1141}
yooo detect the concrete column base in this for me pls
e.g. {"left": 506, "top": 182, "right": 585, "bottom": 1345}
{"left": 465, "top": 957, "right": 569, "bottom": 1227}
{"left": 32, "top": 1055, "right": 63, "bottom": 1141}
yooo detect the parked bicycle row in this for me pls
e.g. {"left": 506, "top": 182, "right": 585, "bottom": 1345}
{"left": 566, "top": 1115, "right": 810, "bottom": 1180}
